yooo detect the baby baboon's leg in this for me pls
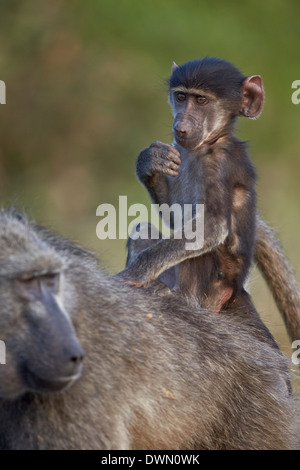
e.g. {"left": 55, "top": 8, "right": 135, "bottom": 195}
{"left": 126, "top": 222, "right": 176, "bottom": 293}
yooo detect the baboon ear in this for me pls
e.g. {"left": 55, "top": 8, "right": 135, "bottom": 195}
{"left": 240, "top": 75, "right": 264, "bottom": 118}
{"left": 171, "top": 61, "right": 179, "bottom": 74}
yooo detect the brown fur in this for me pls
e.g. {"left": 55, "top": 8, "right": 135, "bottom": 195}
{"left": 0, "top": 210, "right": 297, "bottom": 450}
{"left": 117, "top": 58, "right": 263, "bottom": 314}
{"left": 120, "top": 57, "right": 300, "bottom": 343}
{"left": 255, "top": 216, "right": 300, "bottom": 341}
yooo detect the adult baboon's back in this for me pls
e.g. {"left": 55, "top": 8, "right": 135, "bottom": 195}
{"left": 0, "top": 210, "right": 297, "bottom": 449}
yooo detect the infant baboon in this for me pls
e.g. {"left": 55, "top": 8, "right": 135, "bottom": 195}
{"left": 119, "top": 57, "right": 264, "bottom": 313}
{"left": 0, "top": 210, "right": 297, "bottom": 450}
{"left": 122, "top": 57, "right": 300, "bottom": 342}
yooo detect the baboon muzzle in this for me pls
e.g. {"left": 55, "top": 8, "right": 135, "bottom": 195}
{"left": 21, "top": 289, "right": 84, "bottom": 393}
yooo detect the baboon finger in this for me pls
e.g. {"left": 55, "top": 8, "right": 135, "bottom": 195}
{"left": 164, "top": 168, "right": 179, "bottom": 177}
{"left": 168, "top": 146, "right": 181, "bottom": 160}
{"left": 167, "top": 161, "right": 180, "bottom": 172}
{"left": 167, "top": 152, "right": 181, "bottom": 164}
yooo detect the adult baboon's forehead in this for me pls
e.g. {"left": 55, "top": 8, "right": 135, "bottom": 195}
{"left": 0, "top": 214, "right": 43, "bottom": 252}
{"left": 0, "top": 253, "right": 64, "bottom": 278}
{"left": 0, "top": 210, "right": 66, "bottom": 277}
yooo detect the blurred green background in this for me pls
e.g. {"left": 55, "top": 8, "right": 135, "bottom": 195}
{"left": 0, "top": 0, "right": 299, "bottom": 353}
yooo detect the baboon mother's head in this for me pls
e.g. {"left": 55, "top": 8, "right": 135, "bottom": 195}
{"left": 0, "top": 210, "right": 84, "bottom": 399}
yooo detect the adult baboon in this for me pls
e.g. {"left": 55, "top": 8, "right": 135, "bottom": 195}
{"left": 0, "top": 210, "right": 297, "bottom": 450}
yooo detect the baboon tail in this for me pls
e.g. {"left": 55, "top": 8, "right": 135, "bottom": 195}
{"left": 255, "top": 215, "right": 300, "bottom": 342}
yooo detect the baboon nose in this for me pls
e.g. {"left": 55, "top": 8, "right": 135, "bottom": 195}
{"left": 70, "top": 353, "right": 84, "bottom": 366}
{"left": 64, "top": 343, "right": 84, "bottom": 376}
{"left": 174, "top": 123, "right": 188, "bottom": 140}
{"left": 176, "top": 130, "right": 186, "bottom": 139}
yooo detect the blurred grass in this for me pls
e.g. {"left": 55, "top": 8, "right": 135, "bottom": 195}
{"left": 0, "top": 0, "right": 299, "bottom": 353}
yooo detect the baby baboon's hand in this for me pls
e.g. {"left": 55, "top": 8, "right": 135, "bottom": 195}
{"left": 149, "top": 141, "right": 181, "bottom": 177}
{"left": 137, "top": 141, "right": 181, "bottom": 179}
{"left": 114, "top": 267, "right": 151, "bottom": 288}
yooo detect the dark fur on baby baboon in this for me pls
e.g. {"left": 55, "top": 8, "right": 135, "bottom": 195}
{"left": 0, "top": 210, "right": 297, "bottom": 450}
{"left": 254, "top": 218, "right": 300, "bottom": 342}
{"left": 121, "top": 57, "right": 300, "bottom": 344}
{"left": 118, "top": 57, "right": 264, "bottom": 314}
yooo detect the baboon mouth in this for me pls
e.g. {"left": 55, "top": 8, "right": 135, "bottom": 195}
{"left": 23, "top": 364, "right": 83, "bottom": 394}
{"left": 175, "top": 135, "right": 200, "bottom": 149}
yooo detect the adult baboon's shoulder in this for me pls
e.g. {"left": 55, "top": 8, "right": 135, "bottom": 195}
{"left": 0, "top": 210, "right": 297, "bottom": 450}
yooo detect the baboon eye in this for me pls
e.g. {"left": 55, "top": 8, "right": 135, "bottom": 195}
{"left": 18, "top": 277, "right": 39, "bottom": 289}
{"left": 196, "top": 96, "right": 207, "bottom": 105}
{"left": 16, "top": 273, "right": 60, "bottom": 295}
{"left": 218, "top": 271, "right": 225, "bottom": 280}
{"left": 43, "top": 273, "right": 60, "bottom": 290}
{"left": 176, "top": 93, "right": 186, "bottom": 102}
